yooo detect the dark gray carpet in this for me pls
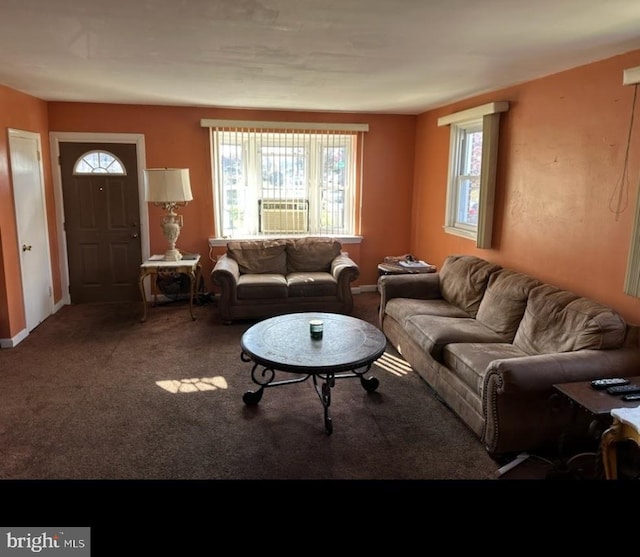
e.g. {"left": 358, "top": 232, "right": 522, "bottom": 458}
{"left": 0, "top": 292, "right": 501, "bottom": 481}
{"left": 1, "top": 293, "right": 615, "bottom": 553}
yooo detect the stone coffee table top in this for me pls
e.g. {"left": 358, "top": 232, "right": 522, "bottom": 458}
{"left": 241, "top": 311, "right": 387, "bottom": 373}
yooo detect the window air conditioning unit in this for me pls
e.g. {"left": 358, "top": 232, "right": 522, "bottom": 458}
{"left": 259, "top": 200, "right": 309, "bottom": 234}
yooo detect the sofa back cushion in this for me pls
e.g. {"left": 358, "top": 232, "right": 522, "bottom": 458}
{"left": 286, "top": 237, "right": 342, "bottom": 273}
{"left": 227, "top": 240, "right": 287, "bottom": 275}
{"left": 513, "top": 284, "right": 627, "bottom": 354}
{"left": 476, "top": 269, "right": 541, "bottom": 341}
{"left": 439, "top": 255, "right": 502, "bottom": 318}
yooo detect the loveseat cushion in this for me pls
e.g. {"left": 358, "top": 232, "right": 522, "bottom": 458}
{"left": 404, "top": 314, "right": 509, "bottom": 361}
{"left": 439, "top": 255, "right": 501, "bottom": 318}
{"left": 286, "top": 237, "right": 342, "bottom": 273}
{"left": 236, "top": 274, "right": 288, "bottom": 299}
{"left": 227, "top": 240, "right": 287, "bottom": 275}
{"left": 476, "top": 269, "right": 541, "bottom": 341}
{"left": 287, "top": 272, "right": 337, "bottom": 297}
{"left": 513, "top": 284, "right": 627, "bottom": 354}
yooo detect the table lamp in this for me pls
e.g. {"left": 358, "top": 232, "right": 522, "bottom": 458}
{"left": 144, "top": 168, "right": 193, "bottom": 261}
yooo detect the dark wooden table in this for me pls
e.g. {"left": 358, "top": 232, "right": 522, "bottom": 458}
{"left": 554, "top": 376, "right": 640, "bottom": 416}
{"left": 554, "top": 376, "right": 640, "bottom": 478}
{"left": 240, "top": 312, "right": 387, "bottom": 434}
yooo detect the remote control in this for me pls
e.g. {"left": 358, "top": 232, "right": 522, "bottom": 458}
{"left": 622, "top": 393, "right": 640, "bottom": 401}
{"left": 607, "top": 384, "right": 640, "bottom": 395}
{"left": 591, "top": 377, "right": 630, "bottom": 390}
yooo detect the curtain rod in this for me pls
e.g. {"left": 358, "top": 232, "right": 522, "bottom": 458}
{"left": 200, "top": 119, "right": 369, "bottom": 132}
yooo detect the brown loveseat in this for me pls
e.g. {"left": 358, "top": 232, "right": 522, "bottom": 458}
{"left": 378, "top": 254, "right": 640, "bottom": 459}
{"left": 211, "top": 237, "right": 359, "bottom": 323}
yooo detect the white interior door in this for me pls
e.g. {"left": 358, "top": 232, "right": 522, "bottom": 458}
{"left": 9, "top": 129, "right": 54, "bottom": 332}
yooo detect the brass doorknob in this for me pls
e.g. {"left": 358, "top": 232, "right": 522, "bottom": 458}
{"left": 22, "top": 244, "right": 32, "bottom": 252}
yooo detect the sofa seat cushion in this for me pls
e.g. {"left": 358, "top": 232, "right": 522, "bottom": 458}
{"left": 227, "top": 240, "right": 287, "bottom": 275}
{"left": 287, "top": 272, "right": 337, "bottom": 297}
{"left": 237, "top": 274, "right": 288, "bottom": 299}
{"left": 442, "top": 342, "right": 529, "bottom": 398}
{"left": 476, "top": 269, "right": 541, "bottom": 341}
{"left": 286, "top": 237, "right": 342, "bottom": 273}
{"left": 404, "top": 315, "right": 510, "bottom": 361}
{"left": 439, "top": 255, "right": 502, "bottom": 318}
{"left": 385, "top": 298, "right": 470, "bottom": 327}
{"left": 514, "top": 284, "right": 627, "bottom": 354}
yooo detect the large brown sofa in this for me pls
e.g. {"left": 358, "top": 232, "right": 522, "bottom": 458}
{"left": 378, "top": 254, "right": 640, "bottom": 459}
{"left": 211, "top": 237, "right": 359, "bottom": 323}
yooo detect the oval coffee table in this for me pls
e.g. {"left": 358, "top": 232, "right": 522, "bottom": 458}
{"left": 240, "top": 312, "right": 387, "bottom": 434}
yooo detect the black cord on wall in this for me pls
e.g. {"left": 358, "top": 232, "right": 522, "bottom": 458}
{"left": 610, "top": 83, "right": 639, "bottom": 220}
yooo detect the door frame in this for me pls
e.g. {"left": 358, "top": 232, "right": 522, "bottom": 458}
{"left": 49, "top": 132, "right": 149, "bottom": 305}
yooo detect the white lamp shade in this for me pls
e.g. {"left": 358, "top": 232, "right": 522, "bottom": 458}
{"left": 144, "top": 168, "right": 193, "bottom": 203}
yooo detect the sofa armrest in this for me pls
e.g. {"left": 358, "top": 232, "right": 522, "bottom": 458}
{"left": 378, "top": 273, "right": 442, "bottom": 301}
{"left": 378, "top": 273, "right": 442, "bottom": 326}
{"left": 482, "top": 348, "right": 640, "bottom": 455}
{"left": 211, "top": 254, "right": 240, "bottom": 322}
{"left": 485, "top": 348, "right": 640, "bottom": 394}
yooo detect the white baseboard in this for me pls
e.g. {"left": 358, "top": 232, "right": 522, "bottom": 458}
{"left": 352, "top": 284, "right": 378, "bottom": 294}
{"left": 0, "top": 327, "right": 29, "bottom": 348}
{"left": 1, "top": 301, "right": 66, "bottom": 349}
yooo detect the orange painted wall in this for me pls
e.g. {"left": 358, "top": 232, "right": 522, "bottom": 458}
{"left": 47, "top": 104, "right": 417, "bottom": 290}
{"left": 413, "top": 49, "right": 640, "bottom": 324}
{"left": 9, "top": 46, "right": 640, "bottom": 338}
{"left": 0, "top": 85, "right": 60, "bottom": 340}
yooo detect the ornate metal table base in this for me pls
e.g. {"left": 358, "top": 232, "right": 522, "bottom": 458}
{"left": 240, "top": 312, "right": 386, "bottom": 435}
{"left": 241, "top": 352, "right": 380, "bottom": 435}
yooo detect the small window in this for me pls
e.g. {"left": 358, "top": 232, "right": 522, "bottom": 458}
{"left": 73, "top": 150, "right": 126, "bottom": 175}
{"left": 450, "top": 121, "right": 482, "bottom": 231}
{"left": 439, "top": 102, "right": 509, "bottom": 248}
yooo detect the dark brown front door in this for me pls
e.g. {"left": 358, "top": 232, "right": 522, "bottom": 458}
{"left": 59, "top": 142, "right": 142, "bottom": 303}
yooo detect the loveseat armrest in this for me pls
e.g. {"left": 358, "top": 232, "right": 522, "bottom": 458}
{"left": 482, "top": 348, "right": 640, "bottom": 456}
{"left": 331, "top": 253, "right": 360, "bottom": 283}
{"left": 211, "top": 254, "right": 240, "bottom": 322}
{"left": 212, "top": 253, "right": 240, "bottom": 283}
{"left": 331, "top": 253, "right": 360, "bottom": 311}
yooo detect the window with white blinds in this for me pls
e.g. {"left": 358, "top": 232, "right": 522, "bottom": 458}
{"left": 201, "top": 120, "right": 367, "bottom": 238}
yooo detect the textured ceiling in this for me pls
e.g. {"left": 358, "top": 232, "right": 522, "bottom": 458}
{"left": 1, "top": 0, "right": 640, "bottom": 114}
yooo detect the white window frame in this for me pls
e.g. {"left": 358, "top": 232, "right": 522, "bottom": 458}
{"left": 438, "top": 102, "right": 509, "bottom": 248}
{"left": 73, "top": 150, "right": 127, "bottom": 175}
{"left": 201, "top": 119, "right": 368, "bottom": 243}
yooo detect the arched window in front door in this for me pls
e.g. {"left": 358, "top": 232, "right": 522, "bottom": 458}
{"left": 72, "top": 150, "right": 127, "bottom": 175}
